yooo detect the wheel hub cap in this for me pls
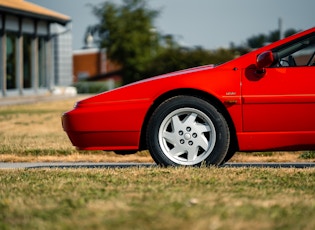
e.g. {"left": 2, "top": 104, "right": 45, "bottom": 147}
{"left": 184, "top": 133, "right": 191, "bottom": 140}
{"left": 158, "top": 108, "right": 216, "bottom": 165}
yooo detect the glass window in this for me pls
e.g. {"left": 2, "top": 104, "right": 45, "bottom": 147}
{"left": 6, "top": 33, "right": 16, "bottom": 89}
{"left": 23, "top": 35, "right": 32, "bottom": 88}
{"left": 272, "top": 33, "right": 315, "bottom": 67}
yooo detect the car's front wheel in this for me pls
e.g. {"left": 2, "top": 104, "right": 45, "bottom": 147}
{"left": 146, "top": 96, "right": 230, "bottom": 166}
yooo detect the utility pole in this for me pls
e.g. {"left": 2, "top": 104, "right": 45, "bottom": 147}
{"left": 278, "top": 18, "right": 284, "bottom": 40}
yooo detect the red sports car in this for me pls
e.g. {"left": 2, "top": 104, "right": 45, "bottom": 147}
{"left": 62, "top": 27, "right": 315, "bottom": 166}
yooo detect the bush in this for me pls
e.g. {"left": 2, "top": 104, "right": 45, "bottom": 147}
{"left": 73, "top": 80, "right": 120, "bottom": 94}
{"left": 299, "top": 151, "right": 315, "bottom": 159}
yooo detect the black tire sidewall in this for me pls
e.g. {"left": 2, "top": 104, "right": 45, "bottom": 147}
{"left": 147, "top": 96, "right": 230, "bottom": 166}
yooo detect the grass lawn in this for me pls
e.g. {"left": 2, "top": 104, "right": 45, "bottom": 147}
{"left": 0, "top": 96, "right": 315, "bottom": 229}
{"left": 1, "top": 167, "right": 315, "bottom": 230}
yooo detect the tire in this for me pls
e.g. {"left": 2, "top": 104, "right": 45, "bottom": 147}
{"left": 146, "top": 96, "right": 230, "bottom": 166}
{"left": 222, "top": 144, "right": 237, "bottom": 163}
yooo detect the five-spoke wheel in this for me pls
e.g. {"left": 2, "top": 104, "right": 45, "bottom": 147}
{"left": 147, "top": 96, "right": 230, "bottom": 166}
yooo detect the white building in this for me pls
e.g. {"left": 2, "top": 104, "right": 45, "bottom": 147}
{"left": 0, "top": 0, "right": 72, "bottom": 97}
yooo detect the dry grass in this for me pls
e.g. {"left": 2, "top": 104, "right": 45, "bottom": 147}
{"left": 0, "top": 96, "right": 314, "bottom": 163}
{"left": 1, "top": 151, "right": 310, "bottom": 163}
{"left": 231, "top": 151, "right": 315, "bottom": 163}
{"left": 1, "top": 167, "right": 315, "bottom": 229}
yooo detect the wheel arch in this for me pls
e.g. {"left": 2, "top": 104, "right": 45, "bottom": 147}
{"left": 139, "top": 88, "right": 239, "bottom": 152}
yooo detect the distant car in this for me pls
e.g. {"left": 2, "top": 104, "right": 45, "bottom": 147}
{"left": 62, "top": 27, "right": 315, "bottom": 166}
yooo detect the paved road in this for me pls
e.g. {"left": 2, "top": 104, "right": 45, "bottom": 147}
{"left": 0, "top": 162, "right": 315, "bottom": 169}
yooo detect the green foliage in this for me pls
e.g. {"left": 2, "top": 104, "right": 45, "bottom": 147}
{"left": 143, "top": 47, "right": 237, "bottom": 77}
{"left": 247, "top": 33, "right": 267, "bottom": 49}
{"left": 246, "top": 28, "right": 300, "bottom": 49}
{"left": 284, "top": 28, "right": 299, "bottom": 37}
{"left": 299, "top": 151, "right": 315, "bottom": 159}
{"left": 91, "top": 0, "right": 159, "bottom": 84}
{"left": 73, "top": 81, "right": 121, "bottom": 94}
{"left": 89, "top": 0, "right": 238, "bottom": 84}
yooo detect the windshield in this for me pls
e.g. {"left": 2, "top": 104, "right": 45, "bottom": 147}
{"left": 272, "top": 33, "right": 315, "bottom": 67}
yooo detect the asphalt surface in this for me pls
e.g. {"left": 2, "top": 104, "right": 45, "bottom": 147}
{"left": 0, "top": 162, "right": 315, "bottom": 169}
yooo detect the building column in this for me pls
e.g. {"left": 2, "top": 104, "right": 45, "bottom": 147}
{"left": 16, "top": 34, "right": 23, "bottom": 95}
{"left": 45, "top": 37, "right": 52, "bottom": 91}
{"left": 0, "top": 32, "right": 6, "bottom": 97}
{"left": 31, "top": 20, "right": 39, "bottom": 94}
{"left": 0, "top": 14, "right": 6, "bottom": 97}
{"left": 16, "top": 18, "right": 23, "bottom": 95}
{"left": 45, "top": 23, "right": 54, "bottom": 92}
{"left": 31, "top": 36, "right": 39, "bottom": 93}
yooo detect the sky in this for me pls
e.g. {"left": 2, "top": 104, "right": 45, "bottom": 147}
{"left": 28, "top": 0, "right": 315, "bottom": 50}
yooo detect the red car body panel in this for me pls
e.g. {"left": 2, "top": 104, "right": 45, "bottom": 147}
{"left": 62, "top": 27, "right": 315, "bottom": 152}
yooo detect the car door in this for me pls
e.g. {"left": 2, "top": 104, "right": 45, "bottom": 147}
{"left": 242, "top": 33, "right": 315, "bottom": 133}
{"left": 242, "top": 66, "right": 315, "bottom": 132}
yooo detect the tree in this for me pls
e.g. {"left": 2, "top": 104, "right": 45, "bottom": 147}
{"left": 91, "top": 0, "right": 159, "bottom": 84}
{"left": 247, "top": 34, "right": 267, "bottom": 49}
{"left": 268, "top": 29, "right": 280, "bottom": 43}
{"left": 284, "top": 28, "right": 299, "bottom": 37}
{"left": 143, "top": 46, "right": 236, "bottom": 78}
{"left": 245, "top": 28, "right": 300, "bottom": 49}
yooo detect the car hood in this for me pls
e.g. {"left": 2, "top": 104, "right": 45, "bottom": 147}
{"left": 76, "top": 64, "right": 218, "bottom": 106}
{"left": 147, "top": 64, "right": 216, "bottom": 80}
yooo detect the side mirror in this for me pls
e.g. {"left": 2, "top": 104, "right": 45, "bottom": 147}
{"left": 256, "top": 51, "right": 275, "bottom": 74}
